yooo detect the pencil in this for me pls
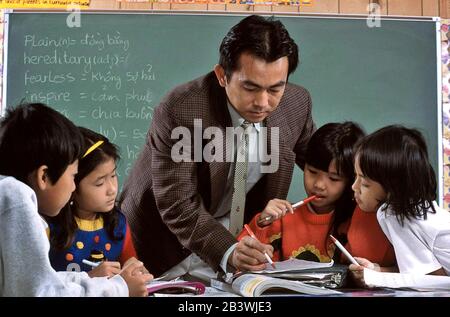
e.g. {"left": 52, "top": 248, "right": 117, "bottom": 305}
{"left": 244, "top": 224, "right": 276, "bottom": 269}
{"left": 257, "top": 195, "right": 317, "bottom": 225}
{"left": 329, "top": 234, "right": 359, "bottom": 265}
{"left": 82, "top": 259, "right": 101, "bottom": 268}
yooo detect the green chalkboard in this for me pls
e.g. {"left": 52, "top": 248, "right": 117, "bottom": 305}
{"left": 4, "top": 12, "right": 439, "bottom": 200}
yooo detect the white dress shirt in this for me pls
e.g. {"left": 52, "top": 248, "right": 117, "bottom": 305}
{"left": 377, "top": 201, "right": 450, "bottom": 275}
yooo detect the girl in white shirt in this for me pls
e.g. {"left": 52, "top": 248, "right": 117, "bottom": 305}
{"left": 351, "top": 125, "right": 450, "bottom": 282}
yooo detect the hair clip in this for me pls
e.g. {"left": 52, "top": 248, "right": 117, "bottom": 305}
{"left": 82, "top": 140, "right": 104, "bottom": 158}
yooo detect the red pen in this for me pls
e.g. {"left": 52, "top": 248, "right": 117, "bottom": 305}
{"left": 257, "top": 195, "right": 317, "bottom": 225}
{"left": 244, "top": 224, "right": 276, "bottom": 269}
{"left": 292, "top": 195, "right": 317, "bottom": 208}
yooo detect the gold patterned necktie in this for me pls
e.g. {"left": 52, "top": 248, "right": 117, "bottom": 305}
{"left": 229, "top": 121, "right": 251, "bottom": 237}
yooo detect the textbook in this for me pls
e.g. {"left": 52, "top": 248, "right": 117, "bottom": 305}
{"left": 211, "top": 274, "right": 342, "bottom": 297}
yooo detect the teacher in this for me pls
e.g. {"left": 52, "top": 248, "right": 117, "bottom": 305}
{"left": 120, "top": 15, "right": 315, "bottom": 280}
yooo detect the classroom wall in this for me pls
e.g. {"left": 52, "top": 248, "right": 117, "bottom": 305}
{"left": 441, "top": 19, "right": 450, "bottom": 210}
{"left": 86, "top": 0, "right": 448, "bottom": 17}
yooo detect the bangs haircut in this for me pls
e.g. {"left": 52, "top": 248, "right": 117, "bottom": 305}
{"left": 306, "top": 122, "right": 364, "bottom": 179}
{"left": 75, "top": 127, "right": 120, "bottom": 184}
{"left": 357, "top": 125, "right": 436, "bottom": 224}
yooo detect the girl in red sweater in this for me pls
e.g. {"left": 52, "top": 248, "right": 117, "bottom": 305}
{"left": 239, "top": 122, "right": 364, "bottom": 263}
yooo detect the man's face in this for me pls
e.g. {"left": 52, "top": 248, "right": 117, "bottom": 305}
{"left": 215, "top": 52, "right": 289, "bottom": 123}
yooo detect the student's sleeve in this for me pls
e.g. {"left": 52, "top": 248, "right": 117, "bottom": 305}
{"left": 56, "top": 271, "right": 128, "bottom": 297}
{"left": 433, "top": 229, "right": 450, "bottom": 274}
{"left": 118, "top": 223, "right": 137, "bottom": 265}
{"left": 0, "top": 185, "right": 128, "bottom": 297}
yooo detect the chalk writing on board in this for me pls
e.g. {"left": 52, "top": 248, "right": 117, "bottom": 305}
{"left": 20, "top": 31, "right": 156, "bottom": 178}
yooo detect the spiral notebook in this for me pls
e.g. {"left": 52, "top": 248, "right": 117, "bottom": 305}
{"left": 147, "top": 280, "right": 206, "bottom": 295}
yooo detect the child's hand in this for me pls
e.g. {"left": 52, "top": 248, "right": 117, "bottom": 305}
{"left": 123, "top": 257, "right": 150, "bottom": 275}
{"left": 88, "top": 261, "right": 121, "bottom": 278}
{"left": 348, "top": 257, "right": 380, "bottom": 288}
{"left": 120, "top": 261, "right": 153, "bottom": 297}
{"left": 258, "top": 199, "right": 293, "bottom": 227}
{"left": 231, "top": 236, "right": 274, "bottom": 272}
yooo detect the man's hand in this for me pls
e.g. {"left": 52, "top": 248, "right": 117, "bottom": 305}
{"left": 230, "top": 236, "right": 274, "bottom": 272}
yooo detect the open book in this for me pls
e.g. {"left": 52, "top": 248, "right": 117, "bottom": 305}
{"left": 364, "top": 268, "right": 450, "bottom": 291}
{"left": 212, "top": 273, "right": 341, "bottom": 297}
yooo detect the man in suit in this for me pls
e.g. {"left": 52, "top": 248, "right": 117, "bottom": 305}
{"left": 119, "top": 15, "right": 315, "bottom": 279}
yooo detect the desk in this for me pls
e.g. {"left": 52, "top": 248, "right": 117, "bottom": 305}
{"left": 153, "top": 286, "right": 450, "bottom": 297}
{"left": 336, "top": 288, "right": 450, "bottom": 297}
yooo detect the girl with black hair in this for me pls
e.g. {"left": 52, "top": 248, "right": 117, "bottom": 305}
{"left": 48, "top": 127, "right": 150, "bottom": 278}
{"left": 239, "top": 122, "right": 368, "bottom": 263}
{"left": 351, "top": 125, "right": 450, "bottom": 281}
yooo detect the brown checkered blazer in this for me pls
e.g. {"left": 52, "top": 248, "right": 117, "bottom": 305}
{"left": 119, "top": 72, "right": 315, "bottom": 276}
